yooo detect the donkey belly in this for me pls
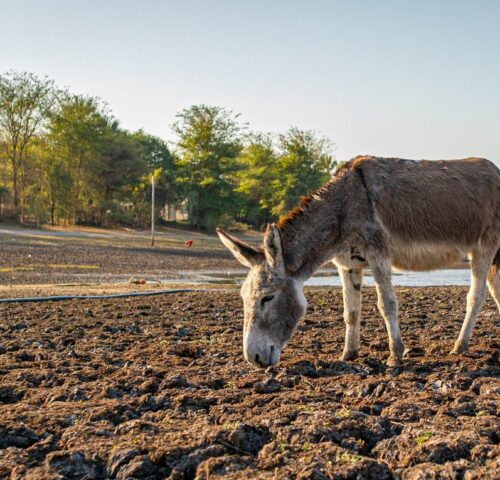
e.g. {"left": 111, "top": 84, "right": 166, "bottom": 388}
{"left": 390, "top": 240, "right": 468, "bottom": 271}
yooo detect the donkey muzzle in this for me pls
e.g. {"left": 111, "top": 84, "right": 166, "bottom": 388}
{"left": 245, "top": 344, "right": 280, "bottom": 368}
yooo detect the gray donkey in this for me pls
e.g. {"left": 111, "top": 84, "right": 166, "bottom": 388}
{"left": 217, "top": 157, "right": 500, "bottom": 368}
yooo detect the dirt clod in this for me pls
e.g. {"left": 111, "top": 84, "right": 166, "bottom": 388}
{"left": 45, "top": 451, "right": 104, "bottom": 479}
{"left": 115, "top": 454, "right": 157, "bottom": 479}
{"left": 226, "top": 424, "right": 270, "bottom": 455}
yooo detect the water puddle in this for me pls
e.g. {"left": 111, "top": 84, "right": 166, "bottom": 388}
{"left": 35, "top": 268, "right": 471, "bottom": 287}
{"left": 171, "top": 268, "right": 471, "bottom": 287}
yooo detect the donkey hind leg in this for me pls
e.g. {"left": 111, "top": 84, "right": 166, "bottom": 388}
{"left": 486, "top": 258, "right": 500, "bottom": 313}
{"left": 338, "top": 267, "right": 363, "bottom": 361}
{"left": 370, "top": 258, "right": 405, "bottom": 367}
{"left": 452, "top": 249, "right": 494, "bottom": 354}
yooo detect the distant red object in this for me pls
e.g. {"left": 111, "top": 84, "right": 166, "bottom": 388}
{"left": 185, "top": 239, "right": 193, "bottom": 248}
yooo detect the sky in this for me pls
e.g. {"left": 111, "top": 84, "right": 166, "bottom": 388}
{"left": 1, "top": 0, "right": 500, "bottom": 165}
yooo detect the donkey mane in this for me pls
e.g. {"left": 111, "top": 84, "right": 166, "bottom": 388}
{"left": 277, "top": 155, "right": 371, "bottom": 232}
{"left": 276, "top": 194, "right": 315, "bottom": 230}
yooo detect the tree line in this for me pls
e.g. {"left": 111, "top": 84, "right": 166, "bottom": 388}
{"left": 0, "top": 71, "right": 337, "bottom": 231}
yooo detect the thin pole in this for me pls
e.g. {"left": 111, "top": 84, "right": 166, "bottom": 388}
{"left": 151, "top": 173, "right": 155, "bottom": 246}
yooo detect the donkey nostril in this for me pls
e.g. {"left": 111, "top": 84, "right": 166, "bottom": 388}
{"left": 254, "top": 353, "right": 261, "bottom": 365}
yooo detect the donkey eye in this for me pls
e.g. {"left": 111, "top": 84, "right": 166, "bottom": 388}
{"left": 261, "top": 295, "right": 275, "bottom": 306}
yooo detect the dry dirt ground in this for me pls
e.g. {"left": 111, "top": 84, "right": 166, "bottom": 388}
{"left": 0, "top": 226, "right": 242, "bottom": 286}
{"left": 0, "top": 287, "right": 498, "bottom": 479}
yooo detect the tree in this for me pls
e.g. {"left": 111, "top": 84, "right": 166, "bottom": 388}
{"left": 272, "top": 128, "right": 336, "bottom": 216}
{"left": 47, "top": 157, "right": 73, "bottom": 226}
{"left": 22, "top": 136, "right": 52, "bottom": 226}
{"left": 0, "top": 71, "right": 57, "bottom": 221}
{"left": 235, "top": 133, "right": 278, "bottom": 227}
{"left": 130, "top": 131, "right": 178, "bottom": 223}
{"left": 172, "top": 105, "right": 245, "bottom": 230}
{"left": 94, "top": 126, "right": 148, "bottom": 225}
{"left": 131, "top": 130, "right": 173, "bottom": 171}
{"left": 48, "top": 94, "right": 109, "bottom": 223}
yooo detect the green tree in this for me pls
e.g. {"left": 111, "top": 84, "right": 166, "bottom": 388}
{"left": 235, "top": 133, "right": 278, "bottom": 228}
{"left": 130, "top": 131, "right": 178, "bottom": 224}
{"left": 0, "top": 140, "right": 9, "bottom": 219}
{"left": 172, "top": 105, "right": 244, "bottom": 230}
{"left": 0, "top": 71, "right": 57, "bottom": 221}
{"left": 48, "top": 94, "right": 109, "bottom": 223}
{"left": 93, "top": 126, "right": 148, "bottom": 225}
{"left": 272, "top": 128, "right": 335, "bottom": 216}
{"left": 47, "top": 158, "right": 73, "bottom": 226}
{"left": 22, "top": 136, "right": 52, "bottom": 226}
{"left": 131, "top": 130, "right": 173, "bottom": 171}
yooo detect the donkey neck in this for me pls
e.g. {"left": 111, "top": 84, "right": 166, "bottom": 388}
{"left": 278, "top": 176, "right": 348, "bottom": 280}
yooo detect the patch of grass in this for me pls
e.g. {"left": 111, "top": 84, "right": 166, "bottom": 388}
{"left": 317, "top": 298, "right": 329, "bottom": 308}
{"left": 0, "top": 266, "right": 34, "bottom": 272}
{"left": 338, "top": 452, "right": 362, "bottom": 463}
{"left": 335, "top": 407, "right": 351, "bottom": 418}
{"left": 0, "top": 264, "right": 99, "bottom": 272}
{"left": 199, "top": 335, "right": 216, "bottom": 346}
{"left": 222, "top": 420, "right": 240, "bottom": 430}
{"left": 300, "top": 442, "right": 312, "bottom": 452}
{"left": 47, "top": 264, "right": 99, "bottom": 270}
{"left": 415, "top": 431, "right": 433, "bottom": 446}
{"left": 355, "top": 438, "right": 365, "bottom": 448}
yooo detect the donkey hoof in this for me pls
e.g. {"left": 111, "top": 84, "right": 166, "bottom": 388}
{"left": 340, "top": 350, "right": 358, "bottom": 361}
{"left": 451, "top": 343, "right": 468, "bottom": 355}
{"left": 403, "top": 347, "right": 412, "bottom": 358}
{"left": 386, "top": 356, "right": 403, "bottom": 368}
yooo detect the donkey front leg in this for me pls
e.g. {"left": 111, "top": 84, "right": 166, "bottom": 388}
{"left": 338, "top": 267, "right": 363, "bottom": 361}
{"left": 370, "top": 258, "right": 405, "bottom": 367}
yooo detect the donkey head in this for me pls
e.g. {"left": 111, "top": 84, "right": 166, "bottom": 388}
{"left": 217, "top": 225, "right": 307, "bottom": 368}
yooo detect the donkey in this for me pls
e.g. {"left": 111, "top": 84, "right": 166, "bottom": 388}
{"left": 217, "top": 156, "right": 500, "bottom": 368}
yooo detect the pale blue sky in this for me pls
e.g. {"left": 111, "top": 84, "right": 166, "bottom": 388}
{"left": 1, "top": 0, "right": 499, "bottom": 165}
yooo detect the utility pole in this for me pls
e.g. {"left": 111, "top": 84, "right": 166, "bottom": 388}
{"left": 151, "top": 173, "right": 155, "bottom": 246}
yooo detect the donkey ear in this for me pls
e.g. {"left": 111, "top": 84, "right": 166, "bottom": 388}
{"left": 216, "top": 228, "right": 264, "bottom": 268}
{"left": 264, "top": 224, "right": 284, "bottom": 270}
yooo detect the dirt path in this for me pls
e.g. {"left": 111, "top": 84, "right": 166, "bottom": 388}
{"left": 0, "top": 287, "right": 498, "bottom": 479}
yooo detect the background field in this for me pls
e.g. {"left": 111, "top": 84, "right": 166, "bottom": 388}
{"left": 0, "top": 225, "right": 244, "bottom": 297}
